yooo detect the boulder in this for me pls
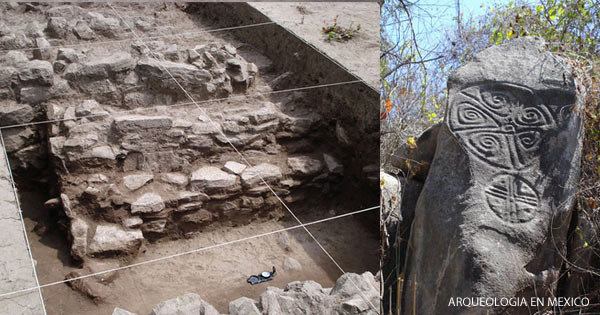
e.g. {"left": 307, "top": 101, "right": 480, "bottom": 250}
{"left": 87, "top": 12, "right": 120, "bottom": 38}
{"left": 190, "top": 166, "right": 237, "bottom": 191}
{"left": 240, "top": 163, "right": 282, "bottom": 187}
{"left": 73, "top": 20, "right": 95, "bottom": 40}
{"left": 46, "top": 17, "right": 69, "bottom": 38}
{"left": 56, "top": 48, "right": 80, "bottom": 63}
{"left": 131, "top": 193, "right": 164, "bottom": 214}
{"left": 123, "top": 173, "right": 154, "bottom": 191}
{"left": 150, "top": 292, "right": 219, "bottom": 315}
{"left": 0, "top": 103, "right": 33, "bottom": 126}
{"left": 18, "top": 60, "right": 53, "bottom": 86}
{"left": 287, "top": 156, "right": 323, "bottom": 176}
{"left": 229, "top": 297, "right": 260, "bottom": 315}
{"left": 88, "top": 224, "right": 143, "bottom": 255}
{"left": 399, "top": 38, "right": 584, "bottom": 314}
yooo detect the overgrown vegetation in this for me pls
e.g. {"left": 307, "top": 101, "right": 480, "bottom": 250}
{"left": 381, "top": 0, "right": 600, "bottom": 312}
{"left": 322, "top": 16, "right": 361, "bottom": 42}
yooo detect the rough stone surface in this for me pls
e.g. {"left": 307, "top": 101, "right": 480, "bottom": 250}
{"left": 70, "top": 217, "right": 89, "bottom": 261}
{"left": 323, "top": 153, "right": 343, "bottom": 174}
{"left": 88, "top": 224, "right": 144, "bottom": 255}
{"left": 190, "top": 166, "right": 237, "bottom": 190}
{"left": 131, "top": 193, "right": 165, "bottom": 214}
{"left": 0, "top": 103, "right": 33, "bottom": 126}
{"left": 282, "top": 256, "right": 302, "bottom": 271}
{"left": 229, "top": 297, "right": 260, "bottom": 315}
{"left": 223, "top": 161, "right": 246, "bottom": 174}
{"left": 123, "top": 173, "right": 154, "bottom": 191}
{"left": 18, "top": 59, "right": 53, "bottom": 85}
{"left": 240, "top": 163, "right": 282, "bottom": 187}
{"left": 287, "top": 156, "right": 323, "bottom": 176}
{"left": 399, "top": 38, "right": 584, "bottom": 315}
{"left": 113, "top": 308, "right": 138, "bottom": 315}
{"left": 150, "top": 292, "right": 219, "bottom": 315}
{"left": 0, "top": 145, "right": 45, "bottom": 314}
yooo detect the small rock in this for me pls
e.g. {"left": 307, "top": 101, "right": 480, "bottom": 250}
{"left": 131, "top": 193, "right": 164, "bottom": 214}
{"left": 114, "top": 115, "right": 173, "bottom": 132}
{"left": 43, "top": 198, "right": 61, "bottom": 209}
{"left": 223, "top": 161, "right": 246, "bottom": 175}
{"left": 66, "top": 270, "right": 110, "bottom": 301}
{"left": 123, "top": 173, "right": 154, "bottom": 191}
{"left": 179, "top": 210, "right": 213, "bottom": 224}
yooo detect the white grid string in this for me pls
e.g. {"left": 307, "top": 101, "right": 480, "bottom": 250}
{"left": 108, "top": 3, "right": 379, "bottom": 312}
{"left": 0, "top": 205, "right": 379, "bottom": 299}
{"left": 0, "top": 21, "right": 276, "bottom": 53}
{"left": 0, "top": 132, "right": 47, "bottom": 314}
{"left": 0, "top": 79, "right": 361, "bottom": 131}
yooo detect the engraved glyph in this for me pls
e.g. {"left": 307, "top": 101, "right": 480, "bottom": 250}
{"left": 448, "top": 83, "right": 556, "bottom": 223}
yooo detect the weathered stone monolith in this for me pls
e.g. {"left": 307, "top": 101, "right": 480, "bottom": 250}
{"left": 401, "top": 37, "right": 583, "bottom": 314}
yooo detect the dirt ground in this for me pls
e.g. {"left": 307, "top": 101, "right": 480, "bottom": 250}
{"left": 20, "top": 190, "right": 378, "bottom": 315}
{"left": 250, "top": 2, "right": 380, "bottom": 89}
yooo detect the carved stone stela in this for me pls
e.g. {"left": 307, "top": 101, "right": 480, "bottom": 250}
{"left": 449, "top": 83, "right": 556, "bottom": 223}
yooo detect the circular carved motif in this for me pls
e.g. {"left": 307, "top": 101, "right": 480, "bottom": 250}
{"left": 485, "top": 174, "right": 538, "bottom": 223}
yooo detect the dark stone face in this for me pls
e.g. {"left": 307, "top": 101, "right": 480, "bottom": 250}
{"left": 448, "top": 83, "right": 574, "bottom": 224}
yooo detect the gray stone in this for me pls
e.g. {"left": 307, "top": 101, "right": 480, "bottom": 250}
{"left": 150, "top": 292, "right": 219, "bottom": 315}
{"left": 82, "top": 52, "right": 135, "bottom": 77}
{"left": 190, "top": 166, "right": 237, "bottom": 190}
{"left": 70, "top": 218, "right": 88, "bottom": 261}
{"left": 136, "top": 58, "right": 212, "bottom": 90}
{"left": 33, "top": 37, "right": 51, "bottom": 60}
{"left": 112, "top": 307, "right": 138, "bottom": 315}
{"left": 47, "top": 17, "right": 69, "bottom": 38}
{"left": 88, "top": 224, "right": 143, "bottom": 255}
{"left": 240, "top": 163, "right": 282, "bottom": 187}
{"left": 18, "top": 60, "right": 53, "bottom": 86}
{"left": 20, "top": 86, "right": 50, "bottom": 105}
{"left": 123, "top": 173, "right": 154, "bottom": 191}
{"left": 179, "top": 210, "right": 213, "bottom": 224}
{"left": 87, "top": 12, "right": 120, "bottom": 38}
{"left": 57, "top": 48, "right": 80, "bottom": 63}
{"left": 0, "top": 103, "right": 33, "bottom": 126}
{"left": 287, "top": 156, "right": 323, "bottom": 176}
{"left": 73, "top": 20, "right": 95, "bottom": 40}
{"left": 223, "top": 161, "right": 246, "bottom": 175}
{"left": 323, "top": 153, "right": 343, "bottom": 174}
{"left": 160, "top": 172, "right": 188, "bottom": 187}
{"left": 229, "top": 297, "right": 260, "bottom": 315}
{"left": 85, "top": 145, "right": 116, "bottom": 160}
{"left": 131, "top": 193, "right": 164, "bottom": 214}
{"left": 399, "top": 38, "right": 584, "bottom": 315}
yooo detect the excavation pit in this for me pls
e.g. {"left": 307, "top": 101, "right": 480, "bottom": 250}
{"left": 0, "top": 2, "right": 379, "bottom": 314}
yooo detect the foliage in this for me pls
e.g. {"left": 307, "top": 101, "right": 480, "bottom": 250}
{"left": 488, "top": 3, "right": 600, "bottom": 300}
{"left": 322, "top": 16, "right": 361, "bottom": 42}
